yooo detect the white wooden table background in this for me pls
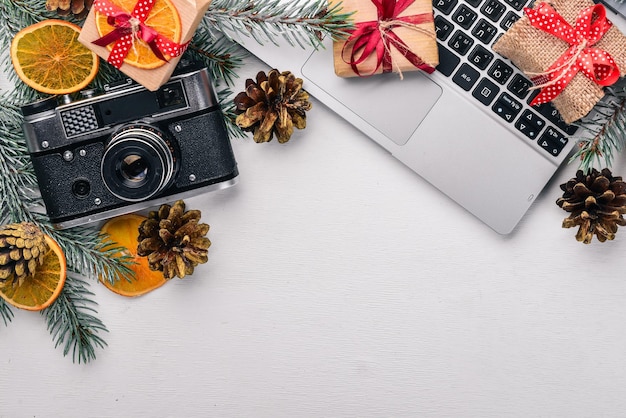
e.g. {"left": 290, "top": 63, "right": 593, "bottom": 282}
{"left": 2, "top": 56, "right": 626, "bottom": 417}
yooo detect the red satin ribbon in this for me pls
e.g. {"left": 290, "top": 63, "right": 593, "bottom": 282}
{"left": 525, "top": 2, "right": 620, "bottom": 106}
{"left": 342, "top": 0, "right": 436, "bottom": 76}
{"left": 92, "top": 0, "right": 189, "bottom": 69}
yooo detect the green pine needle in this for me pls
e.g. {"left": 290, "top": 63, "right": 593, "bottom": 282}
{"left": 0, "top": 298, "right": 14, "bottom": 326}
{"left": 572, "top": 81, "right": 626, "bottom": 172}
{"left": 190, "top": 26, "right": 246, "bottom": 86}
{"left": 206, "top": 0, "right": 354, "bottom": 48}
{"left": 41, "top": 274, "right": 108, "bottom": 364}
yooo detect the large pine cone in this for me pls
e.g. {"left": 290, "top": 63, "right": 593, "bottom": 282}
{"left": 0, "top": 223, "right": 48, "bottom": 286}
{"left": 137, "top": 200, "right": 211, "bottom": 279}
{"left": 46, "top": 0, "right": 93, "bottom": 18}
{"left": 556, "top": 168, "right": 626, "bottom": 243}
{"left": 234, "top": 69, "right": 312, "bottom": 143}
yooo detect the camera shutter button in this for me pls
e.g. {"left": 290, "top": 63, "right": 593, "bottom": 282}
{"left": 80, "top": 89, "right": 98, "bottom": 99}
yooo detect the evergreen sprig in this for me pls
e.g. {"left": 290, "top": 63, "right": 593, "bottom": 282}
{"left": 42, "top": 274, "right": 108, "bottom": 364}
{"left": 0, "top": 298, "right": 14, "bottom": 326}
{"left": 190, "top": 26, "right": 245, "bottom": 86}
{"left": 206, "top": 0, "right": 354, "bottom": 48}
{"left": 572, "top": 81, "right": 626, "bottom": 172}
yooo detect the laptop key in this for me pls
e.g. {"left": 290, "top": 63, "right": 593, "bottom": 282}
{"left": 448, "top": 30, "right": 474, "bottom": 55}
{"left": 488, "top": 59, "right": 514, "bottom": 84}
{"left": 481, "top": 0, "right": 506, "bottom": 22}
{"left": 538, "top": 127, "right": 568, "bottom": 156}
{"left": 468, "top": 45, "right": 494, "bottom": 70}
{"left": 472, "top": 78, "right": 500, "bottom": 105}
{"left": 515, "top": 110, "right": 545, "bottom": 139}
{"left": 507, "top": 73, "right": 532, "bottom": 99}
{"left": 535, "top": 102, "right": 578, "bottom": 135}
{"left": 500, "top": 11, "right": 520, "bottom": 30}
{"left": 436, "top": 43, "right": 461, "bottom": 76}
{"left": 434, "top": 0, "right": 458, "bottom": 15}
{"left": 435, "top": 15, "right": 455, "bottom": 41}
{"left": 502, "top": 0, "right": 526, "bottom": 10}
{"left": 472, "top": 19, "right": 498, "bottom": 44}
{"left": 492, "top": 92, "right": 522, "bottom": 122}
{"left": 452, "top": 5, "right": 478, "bottom": 29}
{"left": 466, "top": 0, "right": 483, "bottom": 6}
{"left": 453, "top": 63, "right": 480, "bottom": 91}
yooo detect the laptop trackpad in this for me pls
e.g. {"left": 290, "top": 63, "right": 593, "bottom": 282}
{"left": 301, "top": 47, "right": 442, "bottom": 145}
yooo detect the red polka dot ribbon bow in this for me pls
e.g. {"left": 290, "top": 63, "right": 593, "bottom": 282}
{"left": 342, "top": 0, "right": 436, "bottom": 76}
{"left": 525, "top": 2, "right": 620, "bottom": 106}
{"left": 92, "top": 0, "right": 189, "bottom": 68}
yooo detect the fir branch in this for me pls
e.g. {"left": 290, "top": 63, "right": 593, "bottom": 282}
{"left": 206, "top": 0, "right": 354, "bottom": 48}
{"left": 0, "top": 298, "right": 14, "bottom": 326}
{"left": 190, "top": 26, "right": 246, "bottom": 86}
{"left": 41, "top": 222, "right": 136, "bottom": 287}
{"left": 572, "top": 82, "right": 626, "bottom": 172}
{"left": 41, "top": 274, "right": 108, "bottom": 363}
{"left": 0, "top": 100, "right": 39, "bottom": 224}
{"left": 218, "top": 87, "right": 246, "bottom": 139}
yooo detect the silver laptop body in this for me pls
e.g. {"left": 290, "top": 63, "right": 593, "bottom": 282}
{"left": 228, "top": 1, "right": 625, "bottom": 234}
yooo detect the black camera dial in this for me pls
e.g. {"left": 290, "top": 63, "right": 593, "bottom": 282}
{"left": 21, "top": 96, "right": 58, "bottom": 117}
{"left": 101, "top": 124, "right": 179, "bottom": 202}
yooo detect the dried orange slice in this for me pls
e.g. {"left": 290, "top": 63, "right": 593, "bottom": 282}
{"left": 10, "top": 20, "right": 99, "bottom": 95}
{"left": 0, "top": 235, "right": 67, "bottom": 311}
{"left": 99, "top": 214, "right": 167, "bottom": 297}
{"left": 95, "top": 0, "right": 182, "bottom": 69}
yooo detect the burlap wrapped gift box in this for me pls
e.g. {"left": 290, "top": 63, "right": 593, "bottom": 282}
{"left": 493, "top": 0, "right": 626, "bottom": 124}
{"left": 332, "top": 0, "right": 439, "bottom": 77}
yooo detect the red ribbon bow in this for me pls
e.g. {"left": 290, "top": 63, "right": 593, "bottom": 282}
{"left": 342, "top": 0, "right": 436, "bottom": 76}
{"left": 92, "top": 0, "right": 189, "bottom": 69}
{"left": 525, "top": 2, "right": 620, "bottom": 106}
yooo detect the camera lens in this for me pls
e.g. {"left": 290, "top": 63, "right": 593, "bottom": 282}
{"left": 101, "top": 125, "right": 178, "bottom": 202}
{"left": 120, "top": 155, "right": 149, "bottom": 183}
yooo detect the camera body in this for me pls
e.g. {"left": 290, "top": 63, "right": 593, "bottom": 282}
{"left": 22, "top": 66, "right": 238, "bottom": 229}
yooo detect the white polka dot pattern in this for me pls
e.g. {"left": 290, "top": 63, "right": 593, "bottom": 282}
{"left": 92, "top": 0, "right": 189, "bottom": 68}
{"left": 524, "top": 2, "right": 620, "bottom": 106}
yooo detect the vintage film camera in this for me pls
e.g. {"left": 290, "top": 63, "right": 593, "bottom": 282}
{"left": 21, "top": 65, "right": 238, "bottom": 229}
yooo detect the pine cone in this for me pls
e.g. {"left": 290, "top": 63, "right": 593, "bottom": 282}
{"left": 137, "top": 200, "right": 211, "bottom": 279}
{"left": 234, "top": 69, "right": 312, "bottom": 143}
{"left": 45, "top": 0, "right": 93, "bottom": 18}
{"left": 556, "top": 168, "right": 626, "bottom": 243}
{"left": 0, "top": 223, "right": 48, "bottom": 286}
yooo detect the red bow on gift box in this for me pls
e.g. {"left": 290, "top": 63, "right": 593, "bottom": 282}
{"left": 92, "top": 0, "right": 189, "bottom": 69}
{"left": 342, "top": 0, "right": 436, "bottom": 76}
{"left": 525, "top": 2, "right": 620, "bottom": 106}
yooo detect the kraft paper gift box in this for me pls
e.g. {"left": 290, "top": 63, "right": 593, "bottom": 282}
{"left": 493, "top": 0, "right": 626, "bottom": 124}
{"left": 332, "top": 0, "right": 439, "bottom": 77}
{"left": 79, "top": 0, "right": 212, "bottom": 91}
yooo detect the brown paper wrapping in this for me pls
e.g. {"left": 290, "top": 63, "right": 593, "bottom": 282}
{"left": 332, "top": 0, "right": 439, "bottom": 77}
{"left": 78, "top": 0, "right": 212, "bottom": 91}
{"left": 493, "top": 0, "right": 626, "bottom": 124}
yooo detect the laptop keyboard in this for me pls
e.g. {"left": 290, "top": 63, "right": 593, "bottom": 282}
{"left": 433, "top": 0, "right": 577, "bottom": 157}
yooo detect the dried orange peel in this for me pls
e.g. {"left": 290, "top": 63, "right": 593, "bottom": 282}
{"left": 11, "top": 19, "right": 99, "bottom": 95}
{"left": 0, "top": 235, "right": 67, "bottom": 311}
{"left": 99, "top": 214, "right": 167, "bottom": 297}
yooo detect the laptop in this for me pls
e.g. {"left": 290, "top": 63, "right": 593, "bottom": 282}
{"left": 227, "top": 0, "right": 626, "bottom": 234}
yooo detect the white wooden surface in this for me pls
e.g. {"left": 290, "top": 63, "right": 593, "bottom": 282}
{"left": 2, "top": 58, "right": 626, "bottom": 418}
